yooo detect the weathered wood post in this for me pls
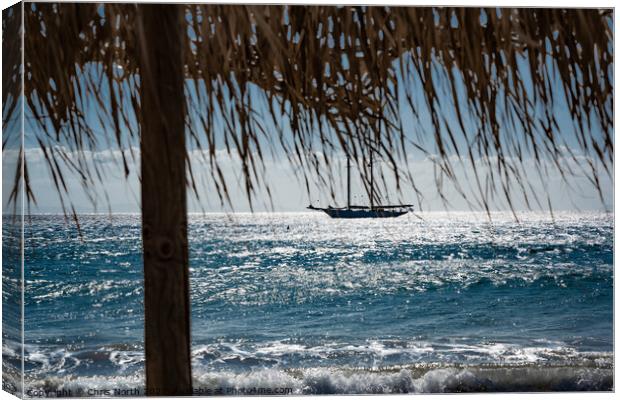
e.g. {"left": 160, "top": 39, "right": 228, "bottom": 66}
{"left": 137, "top": 4, "right": 192, "bottom": 396}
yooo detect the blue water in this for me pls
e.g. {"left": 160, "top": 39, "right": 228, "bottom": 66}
{"left": 3, "top": 212, "right": 614, "bottom": 393}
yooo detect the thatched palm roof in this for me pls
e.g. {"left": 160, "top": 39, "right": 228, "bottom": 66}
{"left": 3, "top": 4, "right": 614, "bottom": 215}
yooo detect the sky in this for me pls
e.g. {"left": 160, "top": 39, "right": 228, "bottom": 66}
{"left": 18, "top": 143, "right": 612, "bottom": 214}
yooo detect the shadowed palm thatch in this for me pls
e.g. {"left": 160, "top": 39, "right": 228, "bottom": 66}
{"left": 3, "top": 4, "right": 614, "bottom": 215}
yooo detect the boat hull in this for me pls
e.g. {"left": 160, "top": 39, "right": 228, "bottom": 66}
{"left": 321, "top": 208, "right": 408, "bottom": 219}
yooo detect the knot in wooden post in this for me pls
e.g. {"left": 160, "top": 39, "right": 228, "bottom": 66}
{"left": 156, "top": 236, "right": 174, "bottom": 260}
{"left": 143, "top": 224, "right": 151, "bottom": 240}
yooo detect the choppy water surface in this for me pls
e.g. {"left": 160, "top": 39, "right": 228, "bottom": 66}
{"left": 4, "top": 212, "right": 613, "bottom": 394}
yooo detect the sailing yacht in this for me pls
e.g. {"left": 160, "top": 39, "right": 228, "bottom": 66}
{"left": 307, "top": 152, "right": 413, "bottom": 219}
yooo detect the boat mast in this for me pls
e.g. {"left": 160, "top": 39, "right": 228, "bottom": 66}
{"left": 346, "top": 155, "right": 351, "bottom": 209}
{"left": 369, "top": 140, "right": 374, "bottom": 210}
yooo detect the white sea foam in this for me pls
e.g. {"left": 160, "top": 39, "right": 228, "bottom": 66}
{"left": 108, "top": 350, "right": 144, "bottom": 370}
{"left": 22, "top": 362, "right": 613, "bottom": 396}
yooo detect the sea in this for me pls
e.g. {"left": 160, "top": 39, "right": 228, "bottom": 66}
{"left": 2, "top": 211, "right": 614, "bottom": 395}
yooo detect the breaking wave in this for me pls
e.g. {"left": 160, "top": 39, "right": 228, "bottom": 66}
{"left": 24, "top": 362, "right": 613, "bottom": 396}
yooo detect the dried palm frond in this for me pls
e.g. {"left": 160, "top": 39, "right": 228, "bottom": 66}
{"left": 3, "top": 4, "right": 614, "bottom": 216}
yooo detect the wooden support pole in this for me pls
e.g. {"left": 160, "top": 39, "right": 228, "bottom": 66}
{"left": 138, "top": 4, "right": 192, "bottom": 396}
